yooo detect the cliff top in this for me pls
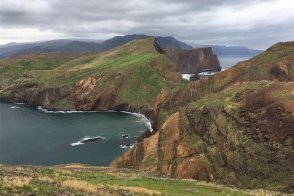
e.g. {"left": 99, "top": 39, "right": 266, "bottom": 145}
{"left": 266, "top": 41, "right": 294, "bottom": 52}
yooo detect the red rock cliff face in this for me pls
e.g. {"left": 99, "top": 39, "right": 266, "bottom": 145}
{"left": 165, "top": 47, "right": 220, "bottom": 74}
{"left": 112, "top": 42, "right": 294, "bottom": 193}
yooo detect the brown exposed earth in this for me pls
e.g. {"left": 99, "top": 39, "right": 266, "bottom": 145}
{"left": 0, "top": 39, "right": 293, "bottom": 193}
{"left": 112, "top": 42, "right": 294, "bottom": 193}
{"left": 165, "top": 47, "right": 220, "bottom": 74}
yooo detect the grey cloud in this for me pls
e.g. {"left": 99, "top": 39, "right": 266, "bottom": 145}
{"left": 0, "top": 0, "right": 293, "bottom": 49}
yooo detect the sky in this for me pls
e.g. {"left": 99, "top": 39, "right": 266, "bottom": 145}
{"left": 0, "top": 0, "right": 293, "bottom": 49}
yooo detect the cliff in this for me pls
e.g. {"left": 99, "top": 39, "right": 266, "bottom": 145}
{"left": 112, "top": 41, "right": 294, "bottom": 193}
{"left": 0, "top": 38, "right": 182, "bottom": 130}
{"left": 1, "top": 39, "right": 293, "bottom": 193}
{"left": 165, "top": 47, "right": 220, "bottom": 74}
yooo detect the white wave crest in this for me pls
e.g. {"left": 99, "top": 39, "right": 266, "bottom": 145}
{"left": 121, "top": 111, "right": 153, "bottom": 132}
{"left": 181, "top": 74, "right": 194, "bottom": 80}
{"left": 10, "top": 106, "right": 20, "bottom": 109}
{"left": 37, "top": 106, "right": 98, "bottom": 114}
{"left": 198, "top": 71, "right": 216, "bottom": 76}
{"left": 14, "top": 102, "right": 25, "bottom": 105}
{"left": 37, "top": 106, "right": 153, "bottom": 132}
{"left": 120, "top": 144, "right": 134, "bottom": 149}
{"left": 71, "top": 136, "right": 105, "bottom": 146}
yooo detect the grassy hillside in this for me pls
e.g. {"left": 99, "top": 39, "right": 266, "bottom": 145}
{"left": 0, "top": 164, "right": 277, "bottom": 196}
{"left": 1, "top": 40, "right": 293, "bottom": 194}
{"left": 0, "top": 38, "right": 182, "bottom": 113}
{"left": 181, "top": 81, "right": 294, "bottom": 190}
{"left": 112, "top": 42, "right": 294, "bottom": 193}
{"left": 0, "top": 53, "right": 78, "bottom": 88}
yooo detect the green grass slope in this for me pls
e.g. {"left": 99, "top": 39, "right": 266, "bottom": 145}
{"left": 0, "top": 38, "right": 182, "bottom": 113}
{"left": 0, "top": 53, "right": 78, "bottom": 88}
{"left": 112, "top": 42, "right": 294, "bottom": 193}
{"left": 0, "top": 164, "right": 277, "bottom": 196}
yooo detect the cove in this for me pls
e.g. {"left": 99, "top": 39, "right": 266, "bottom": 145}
{"left": 0, "top": 102, "right": 148, "bottom": 166}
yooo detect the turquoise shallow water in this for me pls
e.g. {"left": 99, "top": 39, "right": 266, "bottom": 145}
{"left": 0, "top": 102, "right": 148, "bottom": 166}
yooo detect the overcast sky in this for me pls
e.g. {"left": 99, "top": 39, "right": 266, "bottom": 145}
{"left": 0, "top": 0, "right": 293, "bottom": 49}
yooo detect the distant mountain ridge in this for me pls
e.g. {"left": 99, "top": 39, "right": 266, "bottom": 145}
{"left": 211, "top": 45, "right": 263, "bottom": 55}
{"left": 0, "top": 35, "right": 192, "bottom": 59}
{"left": 0, "top": 34, "right": 263, "bottom": 59}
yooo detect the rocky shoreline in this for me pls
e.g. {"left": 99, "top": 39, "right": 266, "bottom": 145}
{"left": 0, "top": 40, "right": 293, "bottom": 193}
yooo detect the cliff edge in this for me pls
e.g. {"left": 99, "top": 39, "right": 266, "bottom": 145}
{"left": 0, "top": 39, "right": 293, "bottom": 193}
{"left": 112, "top": 41, "right": 294, "bottom": 193}
{"left": 165, "top": 47, "right": 220, "bottom": 74}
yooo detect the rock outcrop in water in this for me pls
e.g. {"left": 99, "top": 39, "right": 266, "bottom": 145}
{"left": 0, "top": 39, "right": 293, "bottom": 193}
{"left": 165, "top": 47, "right": 220, "bottom": 74}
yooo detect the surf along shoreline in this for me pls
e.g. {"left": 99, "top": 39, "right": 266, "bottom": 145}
{"left": 2, "top": 101, "right": 154, "bottom": 151}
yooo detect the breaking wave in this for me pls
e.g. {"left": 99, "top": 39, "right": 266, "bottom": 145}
{"left": 37, "top": 106, "right": 98, "bottom": 114}
{"left": 37, "top": 106, "right": 153, "bottom": 132}
{"left": 14, "top": 102, "right": 25, "bottom": 105}
{"left": 181, "top": 74, "right": 194, "bottom": 80}
{"left": 121, "top": 111, "right": 153, "bottom": 132}
{"left": 10, "top": 106, "right": 20, "bottom": 109}
{"left": 71, "top": 136, "right": 106, "bottom": 146}
{"left": 120, "top": 144, "right": 135, "bottom": 149}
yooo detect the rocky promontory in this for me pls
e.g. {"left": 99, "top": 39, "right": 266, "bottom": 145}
{"left": 0, "top": 39, "right": 293, "bottom": 193}
{"left": 0, "top": 38, "right": 180, "bottom": 129}
{"left": 112, "top": 41, "right": 294, "bottom": 193}
{"left": 165, "top": 47, "right": 220, "bottom": 74}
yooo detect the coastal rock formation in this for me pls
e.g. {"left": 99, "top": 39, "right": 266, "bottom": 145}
{"left": 0, "top": 38, "right": 181, "bottom": 130}
{"left": 112, "top": 41, "right": 294, "bottom": 193}
{"left": 1, "top": 39, "right": 294, "bottom": 193}
{"left": 113, "top": 80, "right": 294, "bottom": 192}
{"left": 165, "top": 47, "right": 220, "bottom": 74}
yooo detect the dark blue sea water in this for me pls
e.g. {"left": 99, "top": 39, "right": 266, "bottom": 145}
{"left": 218, "top": 55, "right": 254, "bottom": 69}
{"left": 0, "top": 103, "right": 148, "bottom": 166}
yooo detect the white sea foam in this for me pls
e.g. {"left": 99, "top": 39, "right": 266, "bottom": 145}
{"left": 10, "top": 106, "right": 20, "bottom": 109}
{"left": 37, "top": 106, "right": 153, "bottom": 132}
{"left": 71, "top": 136, "right": 105, "bottom": 146}
{"left": 120, "top": 144, "right": 134, "bottom": 149}
{"left": 37, "top": 106, "right": 99, "bottom": 114}
{"left": 121, "top": 111, "right": 153, "bottom": 132}
{"left": 198, "top": 71, "right": 217, "bottom": 76}
{"left": 181, "top": 74, "right": 194, "bottom": 80}
{"left": 14, "top": 102, "right": 25, "bottom": 105}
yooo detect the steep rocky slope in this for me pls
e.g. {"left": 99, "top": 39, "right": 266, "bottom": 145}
{"left": 0, "top": 38, "right": 184, "bottom": 129}
{"left": 165, "top": 47, "right": 220, "bottom": 74}
{"left": 0, "top": 38, "right": 222, "bottom": 129}
{"left": 1, "top": 40, "right": 293, "bottom": 193}
{"left": 112, "top": 42, "right": 294, "bottom": 193}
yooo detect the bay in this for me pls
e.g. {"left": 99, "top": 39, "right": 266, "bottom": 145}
{"left": 0, "top": 102, "right": 148, "bottom": 166}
